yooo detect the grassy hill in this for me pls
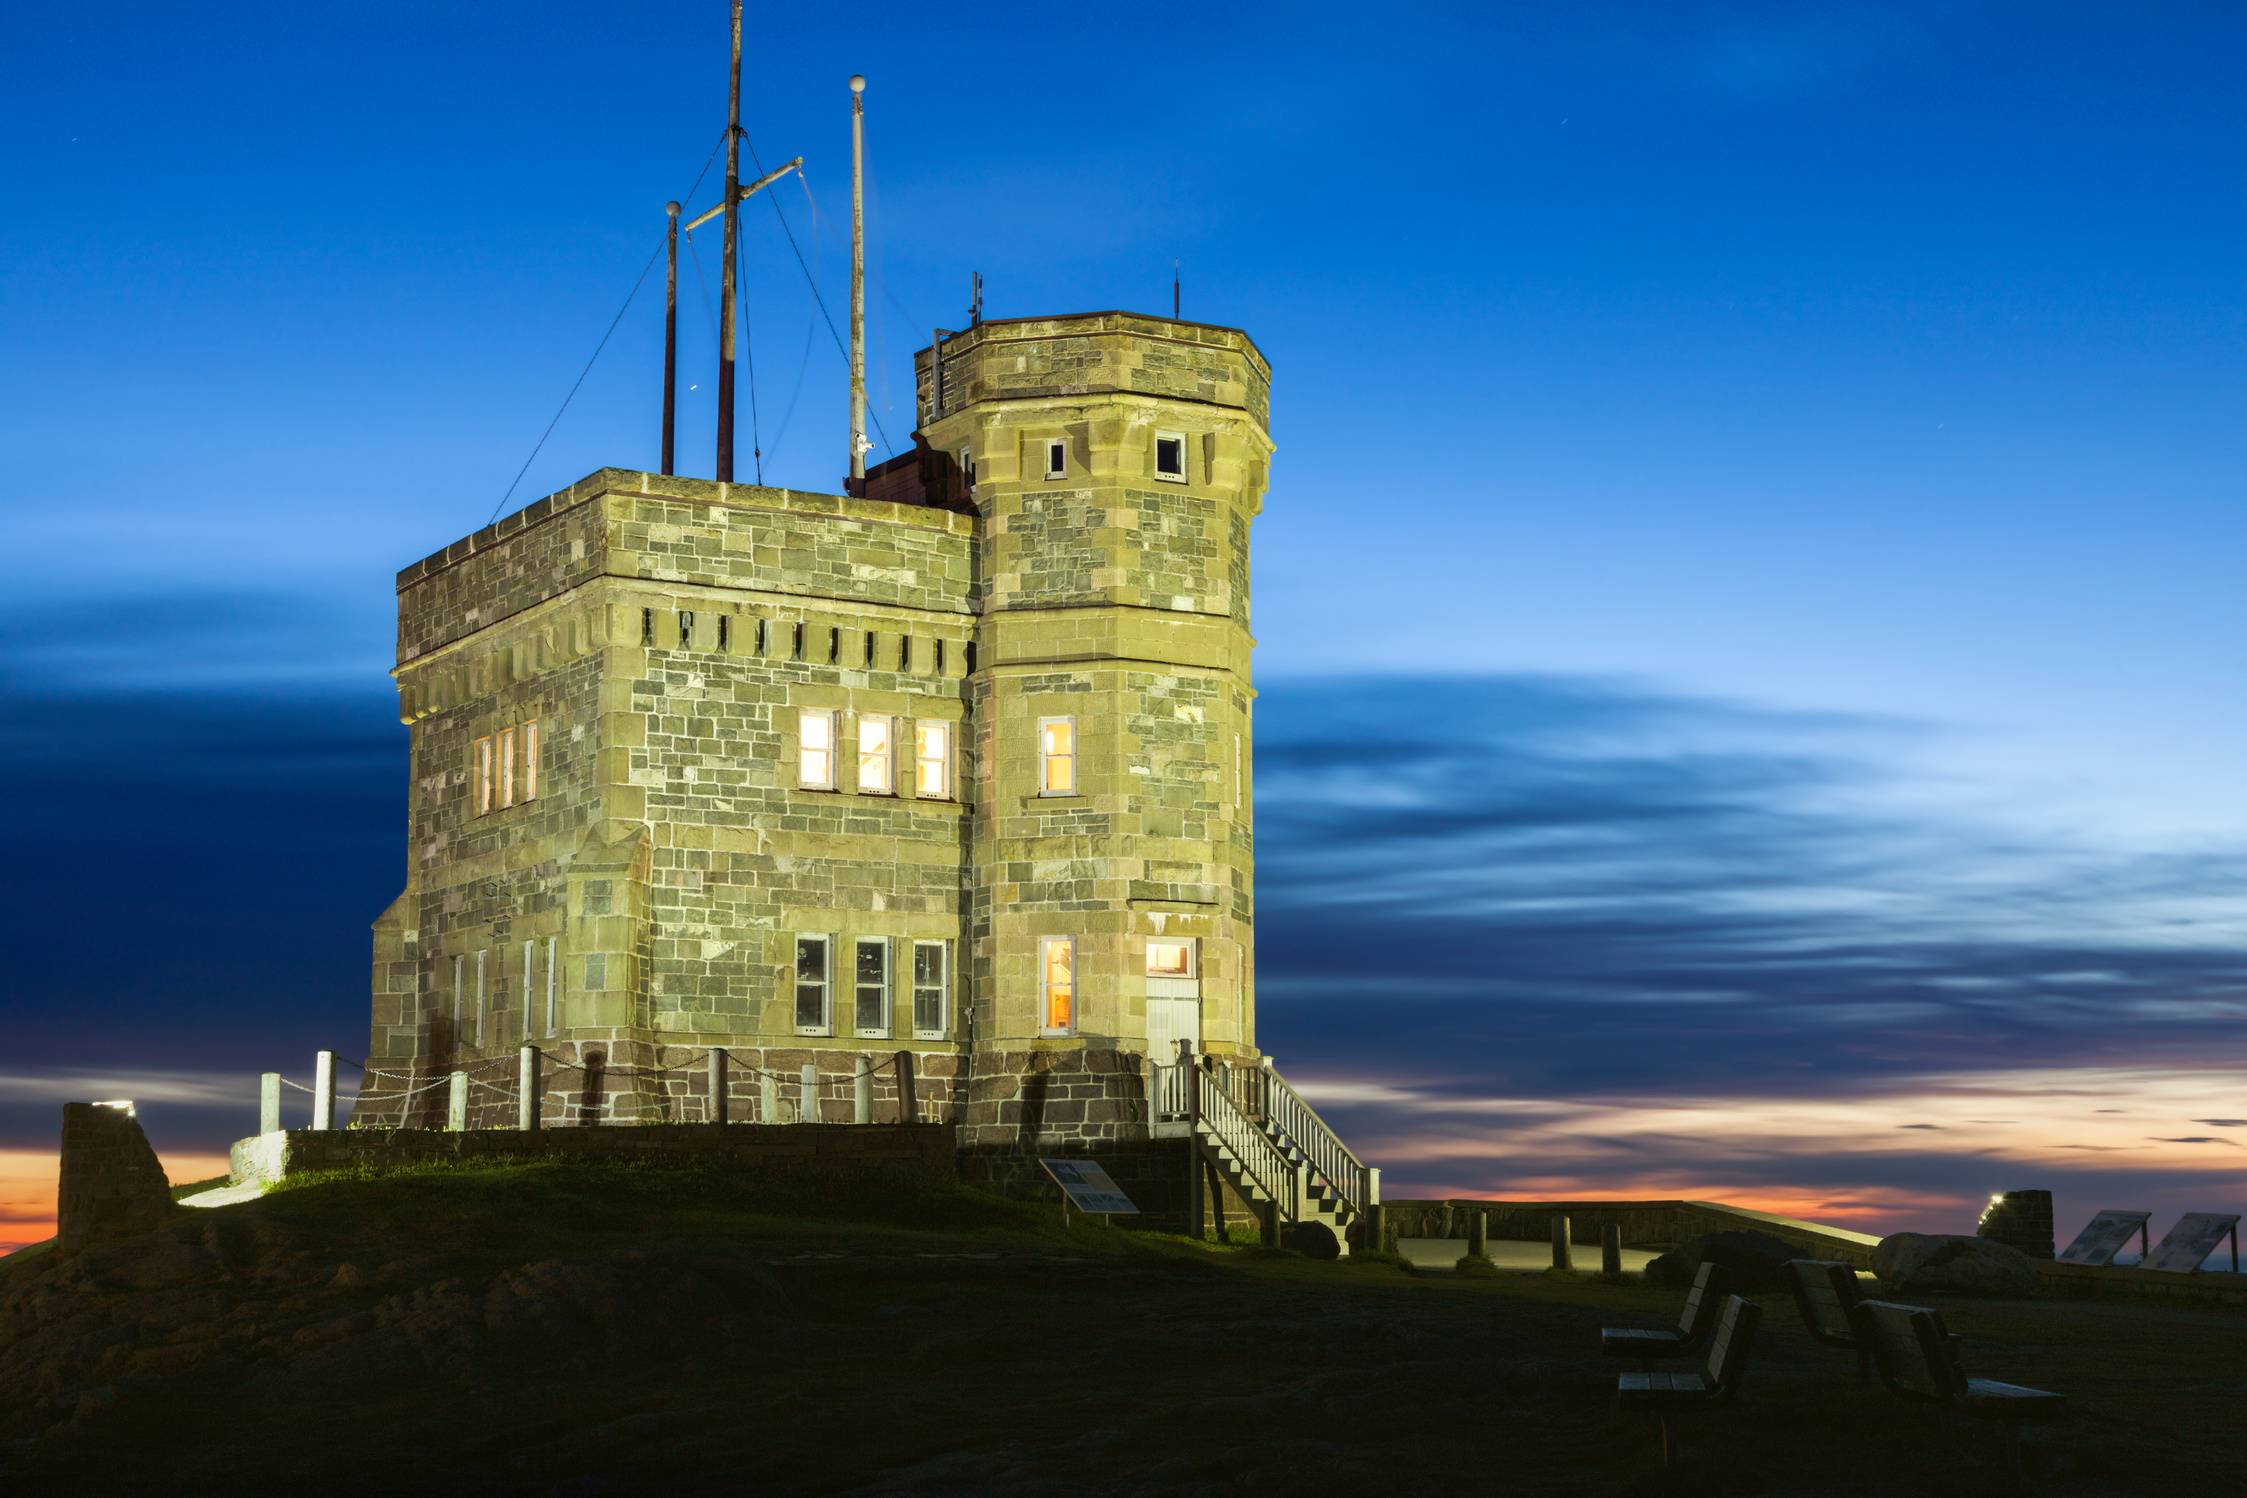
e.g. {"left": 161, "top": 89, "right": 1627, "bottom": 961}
{"left": 0, "top": 1156, "right": 2233, "bottom": 1496}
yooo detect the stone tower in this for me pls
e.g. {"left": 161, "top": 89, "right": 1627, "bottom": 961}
{"left": 362, "top": 311, "right": 1273, "bottom": 1211}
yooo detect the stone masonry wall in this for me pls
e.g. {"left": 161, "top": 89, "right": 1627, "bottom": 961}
{"left": 57, "top": 1103, "right": 171, "bottom": 1254}
{"left": 231, "top": 1122, "right": 956, "bottom": 1187}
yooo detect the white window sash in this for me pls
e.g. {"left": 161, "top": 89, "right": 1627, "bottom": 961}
{"left": 855, "top": 937, "right": 890, "bottom": 1036}
{"left": 912, "top": 940, "right": 948, "bottom": 1037}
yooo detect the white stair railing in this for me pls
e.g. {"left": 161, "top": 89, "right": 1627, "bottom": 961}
{"left": 1216, "top": 1058, "right": 1373, "bottom": 1222}
{"left": 1193, "top": 1067, "right": 1297, "bottom": 1222}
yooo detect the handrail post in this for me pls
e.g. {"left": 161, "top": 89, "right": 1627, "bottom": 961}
{"left": 799, "top": 1062, "right": 818, "bottom": 1123}
{"left": 313, "top": 1050, "right": 337, "bottom": 1130}
{"left": 853, "top": 1055, "right": 872, "bottom": 1123}
{"left": 709, "top": 1047, "right": 728, "bottom": 1125}
{"left": 259, "top": 1073, "right": 281, "bottom": 1135}
{"left": 447, "top": 1071, "right": 468, "bottom": 1131}
{"left": 760, "top": 1066, "right": 778, "bottom": 1125}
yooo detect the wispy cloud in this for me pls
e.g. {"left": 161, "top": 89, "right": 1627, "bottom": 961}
{"left": 1255, "top": 676, "right": 2247, "bottom": 1228}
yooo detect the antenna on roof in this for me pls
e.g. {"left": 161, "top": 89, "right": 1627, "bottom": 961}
{"left": 716, "top": 1, "right": 743, "bottom": 483}
{"left": 848, "top": 74, "right": 868, "bottom": 497}
{"left": 1173, "top": 259, "right": 1180, "bottom": 320}
{"left": 662, "top": 202, "right": 680, "bottom": 475}
{"left": 970, "top": 272, "right": 983, "bottom": 327}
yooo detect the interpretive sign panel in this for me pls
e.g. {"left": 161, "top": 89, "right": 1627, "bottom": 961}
{"left": 2057, "top": 1209, "right": 2151, "bottom": 1266}
{"left": 2145, "top": 1212, "right": 2241, "bottom": 1274}
{"left": 1039, "top": 1158, "right": 1138, "bottom": 1215}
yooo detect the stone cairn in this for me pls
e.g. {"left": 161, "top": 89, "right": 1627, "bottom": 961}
{"left": 1976, "top": 1189, "right": 2055, "bottom": 1260}
{"left": 57, "top": 1101, "right": 171, "bottom": 1253}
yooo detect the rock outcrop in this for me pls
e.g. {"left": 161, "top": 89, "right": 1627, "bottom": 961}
{"left": 1873, "top": 1232, "right": 2040, "bottom": 1296}
{"left": 1642, "top": 1229, "right": 1806, "bottom": 1291}
{"left": 0, "top": 1202, "right": 791, "bottom": 1443}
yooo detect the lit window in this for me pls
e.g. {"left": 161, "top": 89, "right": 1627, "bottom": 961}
{"left": 795, "top": 936, "right": 831, "bottom": 1033}
{"left": 913, "top": 941, "right": 948, "bottom": 1036}
{"left": 471, "top": 722, "right": 538, "bottom": 816}
{"left": 1040, "top": 936, "right": 1075, "bottom": 1035}
{"left": 855, "top": 937, "right": 890, "bottom": 1035}
{"left": 1147, "top": 941, "right": 1195, "bottom": 978}
{"left": 858, "top": 714, "right": 895, "bottom": 793}
{"left": 472, "top": 736, "right": 494, "bottom": 815}
{"left": 1045, "top": 438, "right": 1067, "bottom": 479}
{"left": 1154, "top": 432, "right": 1186, "bottom": 481}
{"left": 915, "top": 720, "right": 952, "bottom": 798}
{"left": 1039, "top": 717, "right": 1076, "bottom": 795}
{"left": 799, "top": 710, "right": 836, "bottom": 789}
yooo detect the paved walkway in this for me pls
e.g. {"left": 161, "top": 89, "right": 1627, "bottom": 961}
{"left": 1396, "top": 1237, "right": 1658, "bottom": 1273}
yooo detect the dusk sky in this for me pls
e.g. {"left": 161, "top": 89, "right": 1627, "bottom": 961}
{"left": 4, "top": 2, "right": 2243, "bottom": 1250}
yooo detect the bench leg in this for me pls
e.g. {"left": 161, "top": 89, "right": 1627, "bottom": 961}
{"left": 1658, "top": 1414, "right": 1674, "bottom": 1469}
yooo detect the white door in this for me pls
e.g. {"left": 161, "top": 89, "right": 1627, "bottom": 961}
{"left": 1146, "top": 996, "right": 1201, "bottom": 1063}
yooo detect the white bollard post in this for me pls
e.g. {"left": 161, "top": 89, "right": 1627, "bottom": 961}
{"left": 313, "top": 1051, "right": 338, "bottom": 1130}
{"left": 854, "top": 1056, "right": 873, "bottom": 1124}
{"left": 259, "top": 1073, "right": 282, "bottom": 1135}
{"left": 518, "top": 1046, "right": 541, "bottom": 1131}
{"left": 760, "top": 1067, "right": 778, "bottom": 1125}
{"left": 708, "top": 1048, "right": 729, "bottom": 1125}
{"left": 799, "top": 1062, "right": 818, "bottom": 1124}
{"left": 448, "top": 1071, "right": 468, "bottom": 1131}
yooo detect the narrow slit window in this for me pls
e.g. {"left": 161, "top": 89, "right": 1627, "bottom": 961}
{"left": 799, "top": 710, "right": 836, "bottom": 790}
{"left": 718, "top": 615, "right": 730, "bottom": 652}
{"left": 912, "top": 941, "right": 947, "bottom": 1036}
{"left": 756, "top": 618, "right": 768, "bottom": 655}
{"left": 1038, "top": 717, "right": 1076, "bottom": 795}
{"left": 795, "top": 936, "right": 831, "bottom": 1033}
{"left": 451, "top": 954, "right": 464, "bottom": 1033}
{"left": 864, "top": 631, "right": 876, "bottom": 667}
{"left": 1040, "top": 936, "right": 1075, "bottom": 1036}
{"left": 544, "top": 936, "right": 558, "bottom": 1036}
{"left": 641, "top": 608, "right": 654, "bottom": 645}
{"left": 472, "top": 736, "right": 494, "bottom": 816}
{"left": 858, "top": 715, "right": 895, "bottom": 794}
{"left": 915, "top": 720, "right": 951, "bottom": 799}
{"left": 935, "top": 638, "right": 946, "bottom": 676}
{"left": 900, "top": 635, "right": 912, "bottom": 672}
{"left": 521, "top": 940, "right": 534, "bottom": 1045}
{"left": 496, "top": 728, "right": 516, "bottom": 809}
{"left": 959, "top": 446, "right": 976, "bottom": 490}
{"left": 1154, "top": 433, "right": 1186, "bottom": 480}
{"left": 828, "top": 627, "right": 841, "bottom": 664}
{"left": 1045, "top": 438, "right": 1067, "bottom": 479}
{"left": 519, "top": 720, "right": 539, "bottom": 803}
{"left": 475, "top": 948, "right": 488, "bottom": 1047}
{"left": 855, "top": 937, "right": 890, "bottom": 1034}
{"left": 791, "top": 622, "right": 804, "bottom": 660}
{"left": 678, "top": 610, "right": 694, "bottom": 648}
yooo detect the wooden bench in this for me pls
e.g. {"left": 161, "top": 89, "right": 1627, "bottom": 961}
{"left": 1786, "top": 1258, "right": 1870, "bottom": 1380}
{"left": 1857, "top": 1299, "right": 2066, "bottom": 1475}
{"left": 1616, "top": 1294, "right": 1761, "bottom": 1467}
{"left": 1600, "top": 1260, "right": 1729, "bottom": 1361}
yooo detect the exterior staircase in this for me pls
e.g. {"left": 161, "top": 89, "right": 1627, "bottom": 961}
{"left": 1146, "top": 1052, "right": 1378, "bottom": 1254}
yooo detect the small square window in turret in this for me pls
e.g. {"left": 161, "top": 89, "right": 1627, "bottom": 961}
{"left": 1045, "top": 439, "right": 1067, "bottom": 479}
{"left": 1154, "top": 433, "right": 1186, "bottom": 481}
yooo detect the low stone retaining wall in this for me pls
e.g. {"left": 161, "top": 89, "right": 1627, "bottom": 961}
{"left": 2032, "top": 1257, "right": 2247, "bottom": 1310}
{"left": 230, "top": 1122, "right": 957, "bottom": 1186}
{"left": 1381, "top": 1198, "right": 1883, "bottom": 1267}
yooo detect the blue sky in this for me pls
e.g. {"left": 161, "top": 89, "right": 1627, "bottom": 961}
{"left": 3, "top": 2, "right": 2243, "bottom": 1244}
